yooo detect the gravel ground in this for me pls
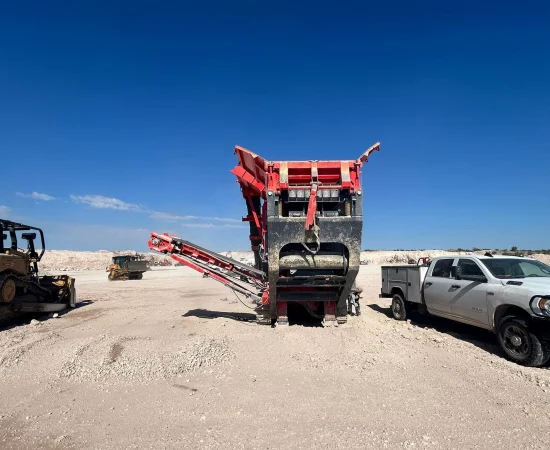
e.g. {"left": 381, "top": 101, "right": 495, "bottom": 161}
{"left": 1, "top": 265, "right": 549, "bottom": 449}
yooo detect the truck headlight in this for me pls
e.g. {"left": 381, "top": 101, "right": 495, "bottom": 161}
{"left": 531, "top": 296, "right": 550, "bottom": 316}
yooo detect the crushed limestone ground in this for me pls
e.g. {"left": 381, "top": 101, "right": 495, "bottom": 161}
{"left": 0, "top": 265, "right": 549, "bottom": 449}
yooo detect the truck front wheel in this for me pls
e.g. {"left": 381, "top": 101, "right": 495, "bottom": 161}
{"left": 497, "top": 316, "right": 550, "bottom": 367}
{"left": 391, "top": 293, "right": 408, "bottom": 321}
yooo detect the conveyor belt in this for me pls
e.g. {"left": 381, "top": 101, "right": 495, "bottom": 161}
{"left": 148, "top": 232, "right": 267, "bottom": 305}
{"left": 170, "top": 237, "right": 266, "bottom": 281}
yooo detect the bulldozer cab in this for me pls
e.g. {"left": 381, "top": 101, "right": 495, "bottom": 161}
{"left": 112, "top": 256, "right": 129, "bottom": 268}
{"left": 111, "top": 255, "right": 141, "bottom": 268}
{"left": 1, "top": 219, "right": 45, "bottom": 277}
{"left": 1, "top": 220, "right": 45, "bottom": 259}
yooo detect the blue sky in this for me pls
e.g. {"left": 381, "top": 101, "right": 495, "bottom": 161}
{"left": 1, "top": 1, "right": 549, "bottom": 251}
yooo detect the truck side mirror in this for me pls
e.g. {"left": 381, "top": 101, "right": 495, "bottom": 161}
{"left": 455, "top": 266, "right": 462, "bottom": 280}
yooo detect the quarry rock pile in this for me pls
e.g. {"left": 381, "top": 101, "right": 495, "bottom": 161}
{"left": 39, "top": 249, "right": 550, "bottom": 272}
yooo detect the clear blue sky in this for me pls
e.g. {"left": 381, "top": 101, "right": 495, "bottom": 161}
{"left": 2, "top": 1, "right": 549, "bottom": 251}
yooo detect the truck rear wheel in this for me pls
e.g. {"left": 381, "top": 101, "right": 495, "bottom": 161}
{"left": 497, "top": 316, "right": 550, "bottom": 367}
{"left": 391, "top": 293, "right": 408, "bottom": 321}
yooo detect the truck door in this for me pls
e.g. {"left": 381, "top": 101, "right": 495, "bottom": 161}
{"left": 449, "top": 258, "right": 490, "bottom": 327}
{"left": 423, "top": 258, "right": 455, "bottom": 314}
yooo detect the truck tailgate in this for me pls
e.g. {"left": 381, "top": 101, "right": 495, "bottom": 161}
{"left": 381, "top": 265, "right": 427, "bottom": 304}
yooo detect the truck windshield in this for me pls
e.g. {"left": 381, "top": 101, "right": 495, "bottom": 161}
{"left": 480, "top": 258, "right": 550, "bottom": 279}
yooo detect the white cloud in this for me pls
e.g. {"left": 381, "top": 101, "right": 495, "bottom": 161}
{"left": 0, "top": 205, "right": 11, "bottom": 217}
{"left": 149, "top": 211, "right": 242, "bottom": 223}
{"left": 70, "top": 195, "right": 143, "bottom": 212}
{"left": 35, "top": 220, "right": 247, "bottom": 251}
{"left": 181, "top": 222, "right": 247, "bottom": 229}
{"left": 148, "top": 211, "right": 200, "bottom": 221}
{"left": 70, "top": 194, "right": 243, "bottom": 226}
{"left": 206, "top": 217, "right": 244, "bottom": 223}
{"left": 17, "top": 191, "right": 56, "bottom": 201}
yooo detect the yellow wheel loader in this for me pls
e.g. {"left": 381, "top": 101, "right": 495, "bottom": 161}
{"left": 0, "top": 219, "right": 76, "bottom": 320}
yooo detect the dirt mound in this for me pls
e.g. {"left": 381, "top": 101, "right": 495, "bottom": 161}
{"left": 59, "top": 334, "right": 233, "bottom": 384}
{"left": 0, "top": 330, "right": 60, "bottom": 372}
{"left": 40, "top": 250, "right": 172, "bottom": 272}
{"left": 39, "top": 249, "right": 550, "bottom": 272}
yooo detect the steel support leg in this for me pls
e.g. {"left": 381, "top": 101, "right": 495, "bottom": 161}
{"left": 324, "top": 301, "right": 337, "bottom": 327}
{"left": 255, "top": 305, "right": 272, "bottom": 325}
{"left": 276, "top": 301, "right": 288, "bottom": 326}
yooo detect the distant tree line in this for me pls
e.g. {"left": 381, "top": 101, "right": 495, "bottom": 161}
{"left": 362, "top": 246, "right": 550, "bottom": 256}
{"left": 446, "top": 246, "right": 550, "bottom": 256}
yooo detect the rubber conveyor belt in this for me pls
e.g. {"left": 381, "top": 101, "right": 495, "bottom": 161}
{"left": 148, "top": 232, "right": 267, "bottom": 305}
{"left": 169, "top": 237, "right": 266, "bottom": 282}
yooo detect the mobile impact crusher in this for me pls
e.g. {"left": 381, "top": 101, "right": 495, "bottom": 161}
{"left": 148, "top": 142, "right": 380, "bottom": 326}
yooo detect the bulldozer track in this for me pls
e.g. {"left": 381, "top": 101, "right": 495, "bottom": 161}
{"left": 0, "top": 274, "right": 56, "bottom": 303}
{"left": 108, "top": 270, "right": 143, "bottom": 281}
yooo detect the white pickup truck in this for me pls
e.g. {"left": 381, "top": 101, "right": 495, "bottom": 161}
{"left": 380, "top": 254, "right": 550, "bottom": 367}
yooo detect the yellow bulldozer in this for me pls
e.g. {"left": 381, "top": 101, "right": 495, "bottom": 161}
{"left": 106, "top": 254, "right": 148, "bottom": 281}
{"left": 0, "top": 219, "right": 76, "bottom": 320}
